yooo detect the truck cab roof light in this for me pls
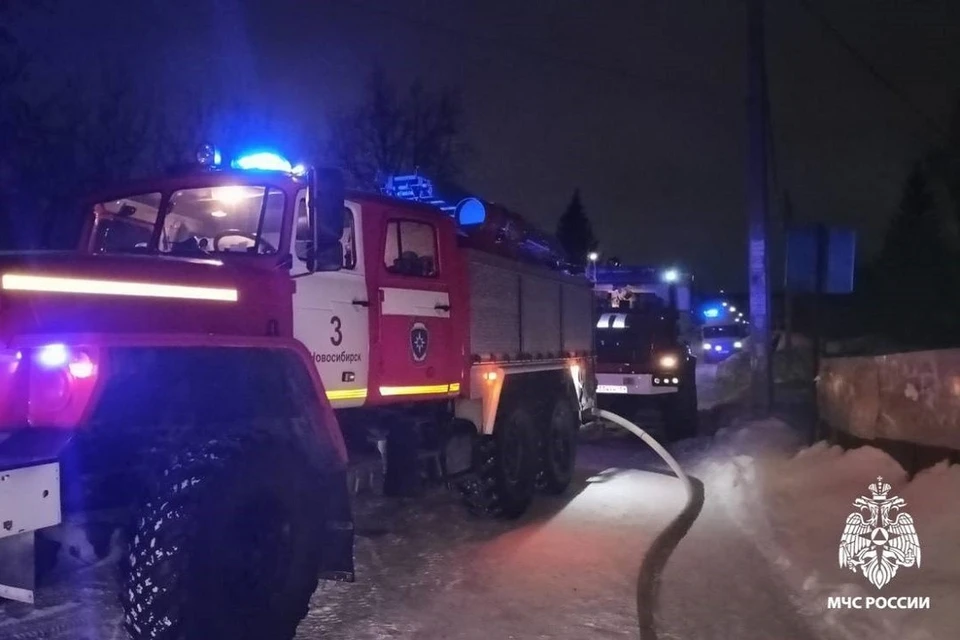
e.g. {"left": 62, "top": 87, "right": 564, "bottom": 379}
{"left": 231, "top": 151, "right": 293, "bottom": 173}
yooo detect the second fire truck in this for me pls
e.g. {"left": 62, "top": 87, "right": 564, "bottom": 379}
{"left": 592, "top": 266, "right": 698, "bottom": 440}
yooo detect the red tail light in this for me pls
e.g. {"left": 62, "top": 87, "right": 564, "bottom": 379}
{"left": 0, "top": 344, "right": 103, "bottom": 429}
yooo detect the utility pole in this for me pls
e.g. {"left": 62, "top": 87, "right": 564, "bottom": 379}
{"left": 782, "top": 190, "right": 794, "bottom": 357}
{"left": 747, "top": 0, "right": 773, "bottom": 416}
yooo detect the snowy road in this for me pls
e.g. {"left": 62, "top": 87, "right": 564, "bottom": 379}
{"left": 1, "top": 362, "right": 825, "bottom": 639}
{"left": 0, "top": 433, "right": 821, "bottom": 640}
{"left": 302, "top": 450, "right": 684, "bottom": 639}
{"left": 298, "top": 432, "right": 819, "bottom": 639}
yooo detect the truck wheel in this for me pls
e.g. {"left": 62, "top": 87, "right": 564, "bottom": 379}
{"left": 34, "top": 532, "right": 61, "bottom": 586}
{"left": 120, "top": 433, "right": 324, "bottom": 640}
{"left": 461, "top": 406, "right": 537, "bottom": 519}
{"left": 537, "top": 395, "right": 578, "bottom": 494}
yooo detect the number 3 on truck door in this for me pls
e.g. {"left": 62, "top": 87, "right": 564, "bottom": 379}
{"left": 330, "top": 316, "right": 343, "bottom": 346}
{"left": 291, "top": 194, "right": 370, "bottom": 407}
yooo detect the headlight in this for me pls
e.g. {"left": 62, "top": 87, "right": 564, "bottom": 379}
{"left": 702, "top": 342, "right": 712, "bottom": 350}
{"left": 733, "top": 341, "right": 743, "bottom": 349}
{"left": 658, "top": 354, "right": 678, "bottom": 369}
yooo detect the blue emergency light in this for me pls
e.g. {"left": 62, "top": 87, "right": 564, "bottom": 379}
{"left": 456, "top": 197, "right": 486, "bottom": 226}
{"left": 703, "top": 307, "right": 720, "bottom": 319}
{"left": 231, "top": 151, "right": 293, "bottom": 173}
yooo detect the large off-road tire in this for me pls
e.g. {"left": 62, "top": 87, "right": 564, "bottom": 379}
{"left": 460, "top": 406, "right": 537, "bottom": 519}
{"left": 34, "top": 532, "right": 61, "bottom": 586}
{"left": 120, "top": 433, "right": 325, "bottom": 640}
{"left": 537, "top": 394, "right": 579, "bottom": 494}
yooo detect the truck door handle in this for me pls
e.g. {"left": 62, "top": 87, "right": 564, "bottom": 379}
{"left": 352, "top": 299, "right": 370, "bottom": 307}
{"left": 434, "top": 304, "right": 451, "bottom": 312}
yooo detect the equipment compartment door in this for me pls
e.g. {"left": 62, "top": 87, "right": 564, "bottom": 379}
{"left": 292, "top": 197, "right": 370, "bottom": 407}
{"left": 376, "top": 216, "right": 457, "bottom": 401}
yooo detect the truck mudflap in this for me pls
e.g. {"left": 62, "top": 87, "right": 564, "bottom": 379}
{"left": 319, "top": 472, "right": 355, "bottom": 582}
{"left": 0, "top": 428, "right": 73, "bottom": 604}
{"left": 595, "top": 372, "right": 680, "bottom": 396}
{"left": 0, "top": 430, "right": 69, "bottom": 603}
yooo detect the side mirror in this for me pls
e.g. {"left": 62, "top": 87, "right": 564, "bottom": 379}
{"left": 308, "top": 167, "right": 346, "bottom": 272}
{"left": 666, "top": 283, "right": 678, "bottom": 310}
{"left": 305, "top": 241, "right": 343, "bottom": 273}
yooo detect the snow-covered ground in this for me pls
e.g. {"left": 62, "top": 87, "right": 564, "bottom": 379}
{"left": 2, "top": 423, "right": 821, "bottom": 640}
{"left": 702, "top": 419, "right": 960, "bottom": 640}
{"left": 0, "top": 449, "right": 692, "bottom": 640}
{"left": 8, "top": 365, "right": 949, "bottom": 640}
{"left": 696, "top": 360, "right": 745, "bottom": 411}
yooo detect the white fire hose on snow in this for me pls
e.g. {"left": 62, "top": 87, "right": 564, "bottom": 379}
{"left": 593, "top": 408, "right": 694, "bottom": 500}
{"left": 592, "top": 408, "right": 702, "bottom": 639}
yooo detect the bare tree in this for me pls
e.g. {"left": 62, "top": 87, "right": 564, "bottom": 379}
{"left": 330, "top": 68, "right": 470, "bottom": 189}
{"left": 556, "top": 189, "right": 598, "bottom": 273}
{"left": 1, "top": 1, "right": 51, "bottom": 247}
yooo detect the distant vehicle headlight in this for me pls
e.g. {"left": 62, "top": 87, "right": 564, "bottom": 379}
{"left": 702, "top": 342, "right": 712, "bottom": 350}
{"left": 658, "top": 354, "right": 678, "bottom": 369}
{"left": 734, "top": 341, "right": 743, "bottom": 349}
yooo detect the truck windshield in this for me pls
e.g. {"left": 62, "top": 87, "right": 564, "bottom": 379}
{"left": 89, "top": 185, "right": 285, "bottom": 256}
{"left": 703, "top": 325, "right": 747, "bottom": 338}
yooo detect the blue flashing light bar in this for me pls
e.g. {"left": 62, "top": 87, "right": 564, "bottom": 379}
{"left": 703, "top": 307, "right": 720, "bottom": 319}
{"left": 232, "top": 151, "right": 293, "bottom": 173}
{"left": 383, "top": 174, "right": 457, "bottom": 212}
{"left": 595, "top": 266, "right": 680, "bottom": 286}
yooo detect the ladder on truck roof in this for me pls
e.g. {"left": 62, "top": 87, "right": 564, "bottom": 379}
{"left": 382, "top": 173, "right": 572, "bottom": 273}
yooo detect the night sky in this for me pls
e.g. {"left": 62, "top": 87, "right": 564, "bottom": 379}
{"left": 11, "top": 0, "right": 960, "bottom": 289}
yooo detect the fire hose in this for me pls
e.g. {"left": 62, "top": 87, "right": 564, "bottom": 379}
{"left": 592, "top": 408, "right": 704, "bottom": 640}
{"left": 594, "top": 408, "right": 693, "bottom": 499}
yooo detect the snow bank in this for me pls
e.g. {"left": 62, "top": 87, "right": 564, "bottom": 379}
{"left": 703, "top": 422, "right": 960, "bottom": 640}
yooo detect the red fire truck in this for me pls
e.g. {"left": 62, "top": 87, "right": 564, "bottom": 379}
{"left": 592, "top": 266, "right": 698, "bottom": 440}
{"left": 0, "top": 147, "right": 593, "bottom": 638}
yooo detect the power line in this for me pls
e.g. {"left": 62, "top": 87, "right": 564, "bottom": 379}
{"left": 794, "top": 0, "right": 950, "bottom": 143}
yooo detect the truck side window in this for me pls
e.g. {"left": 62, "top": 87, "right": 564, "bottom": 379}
{"left": 295, "top": 198, "right": 357, "bottom": 270}
{"left": 341, "top": 208, "right": 357, "bottom": 270}
{"left": 384, "top": 220, "right": 437, "bottom": 277}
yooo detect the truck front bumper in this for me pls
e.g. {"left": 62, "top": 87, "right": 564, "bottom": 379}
{"left": 595, "top": 372, "right": 680, "bottom": 396}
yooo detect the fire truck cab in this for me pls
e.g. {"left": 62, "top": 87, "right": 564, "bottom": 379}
{"left": 592, "top": 266, "right": 698, "bottom": 440}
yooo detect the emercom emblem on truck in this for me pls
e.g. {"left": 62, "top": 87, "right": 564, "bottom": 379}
{"left": 410, "top": 321, "right": 429, "bottom": 362}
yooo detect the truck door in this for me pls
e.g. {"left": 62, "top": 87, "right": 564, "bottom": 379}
{"left": 375, "top": 215, "right": 457, "bottom": 400}
{"left": 292, "top": 193, "right": 370, "bottom": 407}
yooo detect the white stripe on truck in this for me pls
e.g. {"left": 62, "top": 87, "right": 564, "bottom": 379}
{"left": 596, "top": 313, "right": 627, "bottom": 329}
{"left": 380, "top": 287, "right": 451, "bottom": 318}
